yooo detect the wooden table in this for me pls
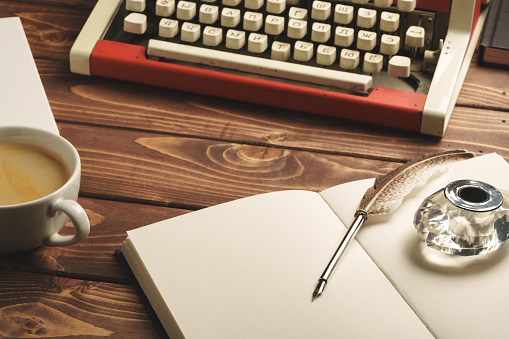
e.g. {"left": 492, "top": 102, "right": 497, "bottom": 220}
{"left": 1, "top": 1, "right": 508, "bottom": 337}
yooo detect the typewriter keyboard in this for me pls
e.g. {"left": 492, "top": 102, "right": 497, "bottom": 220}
{"left": 106, "top": 0, "right": 445, "bottom": 94}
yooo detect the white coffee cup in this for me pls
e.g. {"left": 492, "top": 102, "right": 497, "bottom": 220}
{"left": 0, "top": 126, "right": 90, "bottom": 253}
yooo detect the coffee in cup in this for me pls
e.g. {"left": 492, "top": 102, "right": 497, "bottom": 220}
{"left": 0, "top": 126, "right": 90, "bottom": 253}
{"left": 0, "top": 142, "right": 70, "bottom": 206}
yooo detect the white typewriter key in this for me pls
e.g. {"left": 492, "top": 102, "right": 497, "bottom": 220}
{"left": 245, "top": 0, "right": 264, "bottom": 10}
{"left": 159, "top": 18, "right": 179, "bottom": 38}
{"left": 397, "top": 0, "right": 416, "bottom": 12}
{"left": 124, "top": 13, "right": 147, "bottom": 34}
{"left": 289, "top": 7, "right": 308, "bottom": 20}
{"left": 388, "top": 55, "right": 411, "bottom": 77}
{"left": 177, "top": 1, "right": 197, "bottom": 20}
{"left": 226, "top": 29, "right": 246, "bottom": 49}
{"left": 363, "top": 53, "right": 383, "bottom": 73}
{"left": 311, "top": 1, "right": 331, "bottom": 21}
{"left": 380, "top": 11, "right": 399, "bottom": 32}
{"left": 294, "top": 41, "right": 314, "bottom": 62}
{"left": 316, "top": 45, "right": 336, "bottom": 66}
{"left": 311, "top": 23, "right": 331, "bottom": 43}
{"left": 357, "top": 30, "right": 377, "bottom": 51}
{"left": 271, "top": 41, "right": 291, "bottom": 61}
{"left": 334, "top": 5, "right": 353, "bottom": 25}
{"left": 248, "top": 33, "right": 268, "bottom": 53}
{"left": 265, "top": 15, "right": 285, "bottom": 35}
{"left": 156, "top": 0, "right": 175, "bottom": 17}
{"left": 223, "top": 0, "right": 242, "bottom": 6}
{"left": 181, "top": 22, "right": 201, "bottom": 42}
{"left": 357, "top": 8, "right": 376, "bottom": 29}
{"left": 266, "top": 0, "right": 286, "bottom": 14}
{"left": 287, "top": 19, "right": 307, "bottom": 39}
{"left": 339, "top": 49, "right": 359, "bottom": 70}
{"left": 221, "top": 8, "right": 241, "bottom": 27}
{"left": 244, "top": 12, "right": 264, "bottom": 31}
{"left": 334, "top": 26, "right": 354, "bottom": 47}
{"left": 380, "top": 34, "right": 400, "bottom": 55}
{"left": 126, "top": 0, "right": 146, "bottom": 12}
{"left": 373, "top": 0, "right": 392, "bottom": 7}
{"left": 199, "top": 5, "right": 219, "bottom": 24}
{"left": 203, "top": 26, "right": 223, "bottom": 46}
{"left": 405, "top": 26, "right": 425, "bottom": 48}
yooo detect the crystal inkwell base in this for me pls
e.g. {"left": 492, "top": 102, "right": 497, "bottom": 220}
{"left": 414, "top": 180, "right": 509, "bottom": 256}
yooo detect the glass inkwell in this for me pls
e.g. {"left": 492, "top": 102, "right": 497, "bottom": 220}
{"left": 414, "top": 180, "right": 509, "bottom": 256}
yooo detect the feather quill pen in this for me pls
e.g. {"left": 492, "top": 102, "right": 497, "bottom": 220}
{"left": 312, "top": 149, "right": 475, "bottom": 300}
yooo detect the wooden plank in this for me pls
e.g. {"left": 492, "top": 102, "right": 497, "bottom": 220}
{"left": 0, "top": 269, "right": 164, "bottom": 338}
{"left": 1, "top": 2, "right": 507, "bottom": 160}
{"left": 460, "top": 62, "right": 509, "bottom": 110}
{"left": 58, "top": 123, "right": 402, "bottom": 208}
{"left": 45, "top": 72, "right": 509, "bottom": 160}
{"left": 0, "top": 1, "right": 92, "bottom": 62}
{"left": 0, "top": 198, "right": 187, "bottom": 283}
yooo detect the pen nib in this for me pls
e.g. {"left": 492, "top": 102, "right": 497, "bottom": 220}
{"left": 312, "top": 280, "right": 326, "bottom": 301}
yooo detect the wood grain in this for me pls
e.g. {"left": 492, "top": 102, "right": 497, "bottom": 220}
{"left": 1, "top": 1, "right": 509, "bottom": 337}
{"left": 0, "top": 198, "right": 187, "bottom": 283}
{"left": 0, "top": 269, "right": 163, "bottom": 338}
{"left": 3, "top": 0, "right": 506, "bottom": 161}
{"left": 58, "top": 123, "right": 402, "bottom": 208}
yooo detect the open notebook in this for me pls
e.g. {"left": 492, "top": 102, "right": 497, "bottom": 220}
{"left": 0, "top": 17, "right": 58, "bottom": 135}
{"left": 123, "top": 153, "right": 509, "bottom": 338}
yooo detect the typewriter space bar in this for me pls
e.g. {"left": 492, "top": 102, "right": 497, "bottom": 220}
{"left": 147, "top": 40, "right": 372, "bottom": 92}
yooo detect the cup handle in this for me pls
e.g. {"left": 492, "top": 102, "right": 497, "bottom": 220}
{"left": 43, "top": 199, "right": 90, "bottom": 247}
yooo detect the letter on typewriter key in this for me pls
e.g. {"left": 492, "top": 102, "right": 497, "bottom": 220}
{"left": 199, "top": 5, "right": 219, "bottom": 24}
{"left": 177, "top": 1, "right": 197, "bottom": 20}
{"left": 405, "top": 26, "right": 425, "bottom": 48}
{"left": 159, "top": 18, "right": 179, "bottom": 38}
{"left": 380, "top": 11, "right": 399, "bottom": 32}
{"left": 181, "top": 22, "right": 201, "bottom": 42}
{"left": 288, "top": 19, "right": 307, "bottom": 39}
{"left": 294, "top": 41, "right": 314, "bottom": 62}
{"left": 380, "top": 34, "right": 400, "bottom": 55}
{"left": 363, "top": 53, "right": 383, "bottom": 73}
{"left": 334, "top": 26, "right": 354, "bottom": 47}
{"left": 156, "top": 0, "right": 175, "bottom": 17}
{"left": 311, "top": 23, "right": 331, "bottom": 43}
{"left": 265, "top": 15, "right": 285, "bottom": 35}
{"left": 271, "top": 41, "right": 291, "bottom": 61}
{"left": 266, "top": 0, "right": 286, "bottom": 14}
{"left": 248, "top": 33, "right": 268, "bottom": 53}
{"left": 334, "top": 4, "right": 353, "bottom": 25}
{"left": 357, "top": 8, "right": 376, "bottom": 29}
{"left": 221, "top": 8, "right": 241, "bottom": 27}
{"left": 203, "top": 26, "right": 223, "bottom": 46}
{"left": 311, "top": 1, "right": 332, "bottom": 21}
{"left": 357, "top": 30, "right": 377, "bottom": 51}
{"left": 339, "top": 49, "right": 359, "bottom": 70}
{"left": 289, "top": 7, "right": 308, "bottom": 20}
{"left": 226, "top": 30, "right": 246, "bottom": 49}
{"left": 244, "top": 12, "right": 264, "bottom": 31}
{"left": 317, "top": 45, "right": 336, "bottom": 66}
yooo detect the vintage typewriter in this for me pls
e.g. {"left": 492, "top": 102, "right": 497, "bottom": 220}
{"left": 70, "top": 0, "right": 487, "bottom": 136}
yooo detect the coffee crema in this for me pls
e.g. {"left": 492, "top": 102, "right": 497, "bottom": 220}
{"left": 0, "top": 142, "right": 70, "bottom": 206}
